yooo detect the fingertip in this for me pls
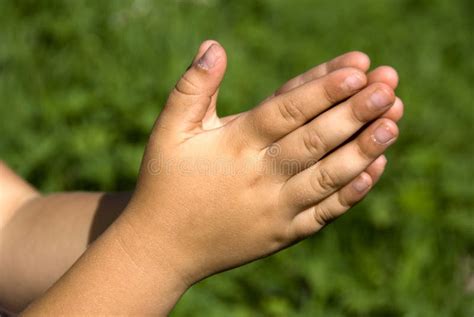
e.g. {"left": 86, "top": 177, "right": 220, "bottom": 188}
{"left": 195, "top": 40, "right": 221, "bottom": 59}
{"left": 339, "top": 67, "right": 368, "bottom": 91}
{"left": 382, "top": 97, "right": 404, "bottom": 122}
{"left": 377, "top": 118, "right": 399, "bottom": 137}
{"left": 346, "top": 66, "right": 369, "bottom": 79}
{"left": 365, "top": 154, "right": 387, "bottom": 184}
{"left": 370, "top": 82, "right": 396, "bottom": 103}
{"left": 193, "top": 40, "right": 227, "bottom": 72}
{"left": 165, "top": 41, "right": 228, "bottom": 130}
{"left": 347, "top": 51, "right": 371, "bottom": 72}
{"left": 368, "top": 66, "right": 399, "bottom": 89}
{"left": 370, "top": 155, "right": 388, "bottom": 171}
{"left": 352, "top": 171, "right": 373, "bottom": 193}
{"left": 376, "top": 154, "right": 388, "bottom": 167}
{"left": 334, "top": 51, "right": 371, "bottom": 72}
{"left": 393, "top": 97, "right": 404, "bottom": 120}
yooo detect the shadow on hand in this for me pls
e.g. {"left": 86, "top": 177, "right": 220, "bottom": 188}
{"left": 88, "top": 192, "right": 132, "bottom": 244}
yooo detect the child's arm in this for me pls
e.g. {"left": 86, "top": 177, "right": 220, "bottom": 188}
{"left": 0, "top": 171, "right": 131, "bottom": 312}
{"left": 21, "top": 41, "right": 402, "bottom": 316}
{"left": 0, "top": 162, "right": 40, "bottom": 229}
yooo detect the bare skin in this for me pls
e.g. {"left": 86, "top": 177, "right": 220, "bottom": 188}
{"left": 0, "top": 188, "right": 131, "bottom": 313}
{"left": 0, "top": 40, "right": 403, "bottom": 315}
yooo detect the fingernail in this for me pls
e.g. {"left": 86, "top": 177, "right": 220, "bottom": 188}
{"left": 344, "top": 72, "right": 365, "bottom": 90}
{"left": 373, "top": 123, "right": 395, "bottom": 144}
{"left": 352, "top": 175, "right": 370, "bottom": 192}
{"left": 196, "top": 44, "right": 219, "bottom": 70}
{"left": 369, "top": 89, "right": 392, "bottom": 110}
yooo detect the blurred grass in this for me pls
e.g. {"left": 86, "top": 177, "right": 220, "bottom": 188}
{"left": 0, "top": 0, "right": 473, "bottom": 316}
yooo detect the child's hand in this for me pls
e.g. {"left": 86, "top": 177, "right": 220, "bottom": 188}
{"left": 122, "top": 40, "right": 400, "bottom": 287}
{"left": 22, "top": 40, "right": 403, "bottom": 316}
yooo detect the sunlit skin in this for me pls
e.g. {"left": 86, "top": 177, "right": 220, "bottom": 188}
{"left": 0, "top": 40, "right": 403, "bottom": 315}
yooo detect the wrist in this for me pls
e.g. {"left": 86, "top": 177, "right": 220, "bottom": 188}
{"left": 119, "top": 194, "right": 205, "bottom": 282}
{"left": 111, "top": 210, "right": 192, "bottom": 312}
{"left": 24, "top": 207, "right": 191, "bottom": 316}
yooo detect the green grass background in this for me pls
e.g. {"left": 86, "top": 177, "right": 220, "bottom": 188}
{"left": 0, "top": 0, "right": 473, "bottom": 316}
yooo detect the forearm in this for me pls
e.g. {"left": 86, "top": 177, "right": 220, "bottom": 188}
{"left": 22, "top": 209, "right": 188, "bottom": 316}
{"left": 0, "top": 161, "right": 39, "bottom": 229}
{"left": 0, "top": 191, "right": 131, "bottom": 312}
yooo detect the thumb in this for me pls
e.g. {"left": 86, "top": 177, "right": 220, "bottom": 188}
{"left": 161, "top": 40, "right": 227, "bottom": 132}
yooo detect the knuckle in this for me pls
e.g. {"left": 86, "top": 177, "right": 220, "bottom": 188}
{"left": 311, "top": 164, "right": 340, "bottom": 194}
{"left": 175, "top": 73, "right": 201, "bottom": 96}
{"left": 336, "top": 191, "right": 352, "bottom": 209}
{"left": 312, "top": 205, "right": 334, "bottom": 228}
{"left": 278, "top": 97, "right": 307, "bottom": 123}
{"left": 303, "top": 129, "right": 329, "bottom": 157}
{"left": 321, "top": 82, "right": 338, "bottom": 104}
{"left": 271, "top": 224, "right": 291, "bottom": 246}
{"left": 355, "top": 139, "right": 374, "bottom": 162}
{"left": 348, "top": 100, "right": 366, "bottom": 124}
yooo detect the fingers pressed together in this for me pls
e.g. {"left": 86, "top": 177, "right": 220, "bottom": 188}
{"left": 234, "top": 49, "right": 402, "bottom": 236}
{"left": 162, "top": 41, "right": 403, "bottom": 238}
